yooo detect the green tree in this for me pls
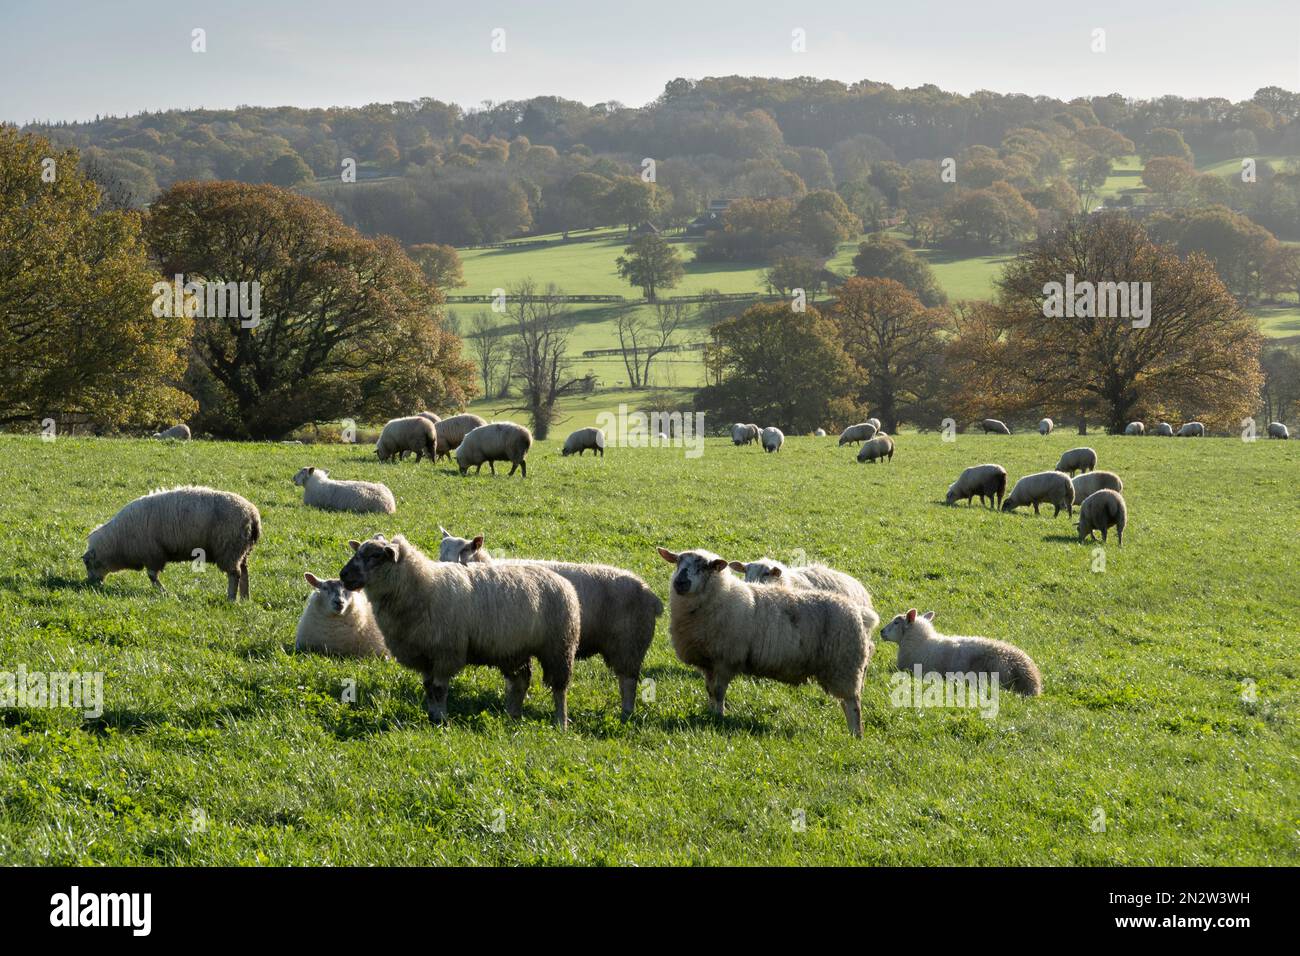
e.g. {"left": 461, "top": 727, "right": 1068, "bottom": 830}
{"left": 616, "top": 233, "right": 684, "bottom": 301}
{"left": 851, "top": 236, "right": 947, "bottom": 306}
{"left": 266, "top": 152, "right": 314, "bottom": 187}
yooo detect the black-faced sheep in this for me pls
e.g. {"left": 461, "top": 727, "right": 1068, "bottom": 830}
{"left": 562, "top": 427, "right": 605, "bottom": 457}
{"left": 856, "top": 433, "right": 894, "bottom": 463}
{"left": 1055, "top": 447, "right": 1097, "bottom": 476}
{"left": 946, "top": 464, "right": 1008, "bottom": 508}
{"left": 881, "top": 609, "right": 1041, "bottom": 696}
{"left": 455, "top": 421, "right": 533, "bottom": 477}
{"left": 1077, "top": 489, "right": 1127, "bottom": 546}
{"left": 981, "top": 418, "right": 1011, "bottom": 435}
{"left": 292, "top": 467, "right": 396, "bottom": 514}
{"left": 837, "top": 422, "right": 877, "bottom": 445}
{"left": 375, "top": 416, "right": 436, "bottom": 463}
{"left": 433, "top": 413, "right": 488, "bottom": 460}
{"left": 1001, "top": 471, "right": 1075, "bottom": 517}
{"left": 761, "top": 426, "right": 784, "bottom": 452}
{"left": 1071, "top": 470, "right": 1123, "bottom": 505}
{"left": 1154, "top": 422, "right": 1174, "bottom": 436}
{"left": 295, "top": 573, "right": 388, "bottom": 658}
{"left": 1038, "top": 418, "right": 1053, "bottom": 436}
{"left": 1268, "top": 422, "right": 1290, "bottom": 440}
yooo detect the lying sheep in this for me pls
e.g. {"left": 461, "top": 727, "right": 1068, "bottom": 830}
{"left": 1001, "top": 470, "right": 1074, "bottom": 517}
{"left": 82, "top": 486, "right": 260, "bottom": 600}
{"left": 946, "top": 464, "right": 1008, "bottom": 508}
{"left": 455, "top": 421, "right": 533, "bottom": 477}
{"left": 981, "top": 418, "right": 1011, "bottom": 435}
{"left": 728, "top": 558, "right": 874, "bottom": 611}
{"left": 814, "top": 428, "right": 827, "bottom": 437}
{"left": 1038, "top": 418, "right": 1053, "bottom": 436}
{"left": 856, "top": 433, "right": 894, "bottom": 464}
{"left": 293, "top": 466, "right": 396, "bottom": 514}
{"left": 866, "top": 417, "right": 882, "bottom": 432}
{"left": 837, "top": 422, "right": 877, "bottom": 445}
{"left": 761, "top": 426, "right": 784, "bottom": 453}
{"left": 1268, "top": 421, "right": 1290, "bottom": 440}
{"left": 152, "top": 424, "right": 191, "bottom": 441}
{"left": 562, "top": 427, "right": 605, "bottom": 457}
{"left": 375, "top": 416, "right": 436, "bottom": 463}
{"left": 1077, "top": 489, "right": 1127, "bottom": 546}
{"left": 295, "top": 573, "right": 388, "bottom": 658}
{"left": 1125, "top": 421, "right": 1145, "bottom": 436}
{"left": 433, "top": 413, "right": 488, "bottom": 460}
{"left": 1177, "top": 421, "right": 1205, "bottom": 437}
{"left": 657, "top": 548, "right": 876, "bottom": 737}
{"left": 881, "top": 609, "right": 1041, "bottom": 696}
{"left": 1055, "top": 447, "right": 1097, "bottom": 476}
{"left": 341, "top": 535, "right": 581, "bottom": 727}
{"left": 439, "top": 529, "right": 664, "bottom": 719}
{"left": 1155, "top": 422, "right": 1174, "bottom": 437}
{"left": 1071, "top": 470, "right": 1123, "bottom": 505}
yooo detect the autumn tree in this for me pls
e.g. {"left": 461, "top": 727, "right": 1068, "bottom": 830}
{"left": 851, "top": 236, "right": 947, "bottom": 306}
{"left": 1141, "top": 157, "right": 1197, "bottom": 196}
{"left": 409, "top": 242, "right": 466, "bottom": 291}
{"left": 616, "top": 233, "right": 684, "bottom": 301}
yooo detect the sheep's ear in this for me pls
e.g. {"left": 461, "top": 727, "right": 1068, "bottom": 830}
{"left": 307, "top": 466, "right": 315, "bottom": 475}
{"left": 304, "top": 572, "right": 322, "bottom": 589}
{"left": 708, "top": 558, "right": 728, "bottom": 573}
{"left": 922, "top": 611, "right": 935, "bottom": 621}
{"left": 906, "top": 608, "right": 917, "bottom": 623}
{"left": 727, "top": 561, "right": 747, "bottom": 573}
{"left": 470, "top": 535, "right": 484, "bottom": 552}
{"left": 383, "top": 544, "right": 400, "bottom": 563}
{"left": 767, "top": 567, "right": 782, "bottom": 579}
{"left": 348, "top": 540, "right": 361, "bottom": 552}
{"left": 439, "top": 526, "right": 450, "bottom": 539}
{"left": 657, "top": 547, "right": 679, "bottom": 564}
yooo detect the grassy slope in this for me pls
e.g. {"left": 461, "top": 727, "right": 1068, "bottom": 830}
{"left": 0, "top": 433, "right": 1295, "bottom": 864}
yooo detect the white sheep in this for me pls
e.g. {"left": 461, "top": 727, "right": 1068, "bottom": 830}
{"left": 340, "top": 535, "right": 581, "bottom": 727}
{"left": 375, "top": 416, "right": 436, "bottom": 462}
{"left": 418, "top": 411, "right": 441, "bottom": 425}
{"left": 82, "top": 486, "right": 260, "bottom": 600}
{"left": 562, "top": 427, "right": 606, "bottom": 457}
{"left": 292, "top": 466, "right": 395, "bottom": 514}
{"left": 1155, "top": 422, "right": 1174, "bottom": 436}
{"left": 152, "top": 424, "right": 191, "bottom": 441}
{"left": 761, "top": 426, "right": 784, "bottom": 453}
{"left": 837, "top": 422, "right": 877, "bottom": 446}
{"left": 1001, "top": 471, "right": 1075, "bottom": 517}
{"left": 1077, "top": 489, "right": 1127, "bottom": 545}
{"left": 881, "top": 609, "right": 1041, "bottom": 696}
{"left": 1125, "top": 421, "right": 1145, "bottom": 436}
{"left": 1268, "top": 421, "right": 1290, "bottom": 440}
{"left": 730, "top": 423, "right": 760, "bottom": 445}
{"left": 1177, "top": 421, "right": 1205, "bottom": 437}
{"left": 1071, "top": 470, "right": 1123, "bottom": 505}
{"left": 946, "top": 464, "right": 1008, "bottom": 508}
{"left": 1054, "top": 447, "right": 1097, "bottom": 476}
{"left": 433, "top": 413, "right": 488, "bottom": 460}
{"left": 294, "top": 573, "right": 389, "bottom": 658}
{"left": 981, "top": 418, "right": 1011, "bottom": 435}
{"left": 728, "top": 558, "right": 873, "bottom": 610}
{"left": 657, "top": 547, "right": 877, "bottom": 737}
{"left": 455, "top": 421, "right": 533, "bottom": 477}
{"left": 856, "top": 433, "right": 894, "bottom": 463}
{"left": 814, "top": 428, "right": 827, "bottom": 437}
{"left": 866, "top": 418, "right": 882, "bottom": 432}
{"left": 1038, "top": 418, "right": 1053, "bottom": 436}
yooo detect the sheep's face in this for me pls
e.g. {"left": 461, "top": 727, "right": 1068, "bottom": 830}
{"left": 730, "top": 560, "right": 782, "bottom": 585}
{"left": 945, "top": 485, "right": 959, "bottom": 505}
{"left": 340, "top": 538, "right": 398, "bottom": 590}
{"left": 882, "top": 609, "right": 934, "bottom": 642}
{"left": 658, "top": 548, "right": 727, "bottom": 597}
{"left": 437, "top": 531, "right": 485, "bottom": 564}
{"left": 82, "top": 547, "right": 111, "bottom": 585}
{"left": 292, "top": 466, "right": 317, "bottom": 486}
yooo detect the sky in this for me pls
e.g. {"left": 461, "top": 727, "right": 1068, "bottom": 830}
{"left": 2, "top": 0, "right": 1298, "bottom": 124}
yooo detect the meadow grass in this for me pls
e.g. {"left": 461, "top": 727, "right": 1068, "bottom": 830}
{"left": 0, "top": 430, "right": 1295, "bottom": 865}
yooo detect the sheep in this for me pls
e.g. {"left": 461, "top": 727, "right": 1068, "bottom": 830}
{"left": 1054, "top": 447, "right": 1097, "bottom": 476}
{"left": 856, "top": 433, "right": 894, "bottom": 464}
{"left": 1071, "top": 470, "right": 1123, "bottom": 505}
{"left": 562, "top": 427, "right": 605, "bottom": 457}
{"left": 866, "top": 417, "right": 882, "bottom": 432}
{"left": 294, "top": 573, "right": 389, "bottom": 658}
{"left": 881, "top": 609, "right": 1041, "bottom": 696}
{"left": 837, "top": 422, "right": 877, "bottom": 445}
{"left": 292, "top": 466, "right": 396, "bottom": 514}
{"left": 433, "top": 413, "right": 489, "bottom": 460}
{"left": 1155, "top": 422, "right": 1174, "bottom": 437}
{"left": 656, "top": 547, "right": 877, "bottom": 737}
{"left": 981, "top": 418, "right": 1011, "bottom": 435}
{"left": 814, "top": 428, "right": 827, "bottom": 437}
{"left": 375, "top": 416, "right": 436, "bottom": 463}
{"left": 945, "top": 464, "right": 1008, "bottom": 508}
{"left": 82, "top": 486, "right": 260, "bottom": 600}
{"left": 438, "top": 529, "right": 664, "bottom": 719}
{"left": 152, "top": 424, "right": 191, "bottom": 441}
{"left": 1038, "top": 418, "right": 1053, "bottom": 436}
{"left": 1125, "top": 421, "right": 1145, "bottom": 436}
{"left": 1001, "top": 470, "right": 1075, "bottom": 517}
{"left": 761, "top": 426, "right": 784, "bottom": 453}
{"left": 1268, "top": 421, "right": 1290, "bottom": 440}
{"left": 730, "top": 423, "right": 760, "bottom": 445}
{"left": 727, "top": 558, "right": 874, "bottom": 611}
{"left": 418, "top": 411, "right": 441, "bottom": 425}
{"left": 1177, "top": 421, "right": 1205, "bottom": 437}
{"left": 1077, "top": 489, "right": 1127, "bottom": 546}
{"left": 340, "top": 535, "right": 581, "bottom": 727}
{"left": 455, "top": 421, "right": 533, "bottom": 477}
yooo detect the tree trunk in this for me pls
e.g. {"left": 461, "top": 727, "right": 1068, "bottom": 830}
{"left": 1077, "top": 406, "right": 1087, "bottom": 436}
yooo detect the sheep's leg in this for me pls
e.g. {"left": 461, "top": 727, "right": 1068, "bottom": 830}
{"left": 841, "top": 696, "right": 863, "bottom": 738}
{"left": 503, "top": 664, "right": 531, "bottom": 718}
{"left": 618, "top": 675, "right": 638, "bottom": 720}
{"left": 507, "top": 461, "right": 518, "bottom": 476}
{"left": 519, "top": 459, "right": 526, "bottom": 478}
{"left": 239, "top": 558, "right": 250, "bottom": 600}
{"left": 226, "top": 570, "right": 238, "bottom": 600}
{"left": 551, "top": 687, "right": 569, "bottom": 729}
{"left": 423, "top": 675, "right": 450, "bottom": 725}
{"left": 1032, "top": 502, "right": 1040, "bottom": 514}
{"left": 705, "top": 669, "right": 731, "bottom": 717}
{"left": 148, "top": 568, "right": 166, "bottom": 592}
{"left": 488, "top": 461, "right": 496, "bottom": 475}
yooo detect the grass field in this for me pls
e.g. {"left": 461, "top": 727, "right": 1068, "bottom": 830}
{"left": 1, "top": 432, "right": 1296, "bottom": 864}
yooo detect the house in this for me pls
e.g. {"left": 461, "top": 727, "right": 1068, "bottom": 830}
{"left": 685, "top": 198, "right": 733, "bottom": 237}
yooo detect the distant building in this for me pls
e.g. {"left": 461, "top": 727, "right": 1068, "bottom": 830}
{"left": 686, "top": 198, "right": 733, "bottom": 237}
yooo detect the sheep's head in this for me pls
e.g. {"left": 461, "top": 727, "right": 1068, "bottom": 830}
{"left": 728, "top": 559, "right": 783, "bottom": 584}
{"left": 81, "top": 546, "right": 110, "bottom": 585}
{"left": 292, "top": 466, "right": 318, "bottom": 486}
{"left": 657, "top": 547, "right": 727, "bottom": 596}
{"left": 340, "top": 536, "right": 399, "bottom": 590}
{"left": 881, "top": 608, "right": 935, "bottom": 642}
{"left": 437, "top": 528, "right": 486, "bottom": 564}
{"left": 945, "top": 484, "right": 960, "bottom": 506}
{"left": 305, "top": 572, "right": 355, "bottom": 615}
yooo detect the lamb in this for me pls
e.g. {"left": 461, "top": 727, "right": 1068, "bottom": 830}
{"left": 374, "top": 416, "right": 436, "bottom": 463}
{"left": 728, "top": 558, "right": 874, "bottom": 611}
{"left": 82, "top": 486, "right": 260, "bottom": 600}
{"left": 152, "top": 424, "right": 191, "bottom": 441}
{"left": 340, "top": 535, "right": 581, "bottom": 727}
{"left": 881, "top": 609, "right": 1041, "bottom": 696}
{"left": 1177, "top": 421, "right": 1206, "bottom": 437}
{"left": 981, "top": 418, "right": 1011, "bottom": 435}
{"left": 1077, "top": 489, "right": 1127, "bottom": 546}
{"left": 294, "top": 573, "right": 389, "bottom": 658}
{"left": 761, "top": 426, "right": 784, "bottom": 453}
{"left": 1268, "top": 421, "right": 1290, "bottom": 440}
{"left": 455, "top": 421, "right": 533, "bottom": 477}
{"left": 856, "top": 433, "right": 894, "bottom": 463}
{"left": 1071, "top": 470, "right": 1123, "bottom": 505}
{"left": 562, "top": 427, "right": 605, "bottom": 457}
{"left": 866, "top": 417, "right": 882, "bottom": 432}
{"left": 438, "top": 529, "right": 664, "bottom": 719}
{"left": 656, "top": 548, "right": 877, "bottom": 737}
{"left": 837, "top": 422, "right": 877, "bottom": 445}
{"left": 433, "top": 413, "right": 488, "bottom": 460}
{"left": 945, "top": 464, "right": 1008, "bottom": 508}
{"left": 292, "top": 466, "right": 396, "bottom": 514}
{"left": 1125, "top": 421, "right": 1145, "bottom": 436}
{"left": 1038, "top": 418, "right": 1053, "bottom": 436}
{"left": 1055, "top": 447, "right": 1097, "bottom": 476}
{"left": 814, "top": 428, "right": 827, "bottom": 437}
{"left": 1001, "top": 470, "right": 1075, "bottom": 517}
{"left": 1155, "top": 422, "right": 1174, "bottom": 436}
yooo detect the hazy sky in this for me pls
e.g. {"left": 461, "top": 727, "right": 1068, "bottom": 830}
{"left": 3, "top": 0, "right": 1298, "bottom": 123}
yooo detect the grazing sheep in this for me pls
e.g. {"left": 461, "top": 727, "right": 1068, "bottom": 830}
{"left": 881, "top": 609, "right": 1041, "bottom": 696}
{"left": 945, "top": 464, "right": 1008, "bottom": 508}
{"left": 1071, "top": 470, "right": 1123, "bottom": 505}
{"left": 1001, "top": 470, "right": 1075, "bottom": 517}
{"left": 292, "top": 466, "right": 396, "bottom": 514}
{"left": 152, "top": 424, "right": 191, "bottom": 441}
{"left": 418, "top": 411, "right": 442, "bottom": 425}
{"left": 1077, "top": 489, "right": 1127, "bottom": 546}
{"left": 761, "top": 426, "right": 784, "bottom": 453}
{"left": 730, "top": 423, "right": 761, "bottom": 445}
{"left": 294, "top": 573, "right": 388, "bottom": 658}
{"left": 433, "top": 413, "right": 489, "bottom": 460}
{"left": 1125, "top": 421, "right": 1145, "bottom": 436}
{"left": 1055, "top": 447, "right": 1097, "bottom": 476}
{"left": 562, "top": 427, "right": 606, "bottom": 457}
{"left": 438, "top": 529, "right": 664, "bottom": 719}
{"left": 455, "top": 421, "right": 533, "bottom": 477}
{"left": 1038, "top": 418, "right": 1053, "bottom": 436}
{"left": 981, "top": 418, "right": 1011, "bottom": 435}
{"left": 1268, "top": 421, "right": 1290, "bottom": 440}
{"left": 728, "top": 558, "right": 873, "bottom": 611}
{"left": 814, "top": 428, "right": 827, "bottom": 437}
{"left": 856, "top": 433, "right": 894, "bottom": 464}
{"left": 1177, "top": 421, "right": 1205, "bottom": 437}
{"left": 657, "top": 548, "right": 877, "bottom": 737}
{"left": 837, "top": 422, "right": 877, "bottom": 446}
{"left": 340, "top": 535, "right": 580, "bottom": 727}
{"left": 1155, "top": 421, "right": 1174, "bottom": 437}
{"left": 866, "top": 418, "right": 882, "bottom": 432}
{"left": 375, "top": 416, "right": 437, "bottom": 463}
{"left": 82, "top": 486, "right": 260, "bottom": 600}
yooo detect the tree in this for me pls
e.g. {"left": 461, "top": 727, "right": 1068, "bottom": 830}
{"left": 266, "top": 152, "right": 314, "bottom": 187}
{"left": 851, "top": 236, "right": 947, "bottom": 306}
{"left": 468, "top": 311, "right": 507, "bottom": 397}
{"left": 1143, "top": 127, "right": 1195, "bottom": 164}
{"left": 616, "top": 233, "right": 684, "bottom": 301}
{"left": 604, "top": 176, "right": 660, "bottom": 233}
{"left": 1148, "top": 205, "right": 1278, "bottom": 304}
{"left": 0, "top": 128, "right": 195, "bottom": 429}
{"left": 764, "top": 255, "right": 825, "bottom": 299}
{"left": 503, "top": 278, "right": 581, "bottom": 439}
{"left": 795, "top": 190, "right": 862, "bottom": 256}
{"left": 1141, "top": 157, "right": 1197, "bottom": 196}
{"left": 409, "top": 242, "right": 466, "bottom": 291}
{"left": 1259, "top": 346, "right": 1300, "bottom": 425}
{"left": 146, "top": 181, "right": 474, "bottom": 438}
{"left": 614, "top": 302, "right": 688, "bottom": 387}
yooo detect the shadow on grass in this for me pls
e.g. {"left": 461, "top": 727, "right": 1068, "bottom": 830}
{"left": 1042, "top": 533, "right": 1084, "bottom": 544}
